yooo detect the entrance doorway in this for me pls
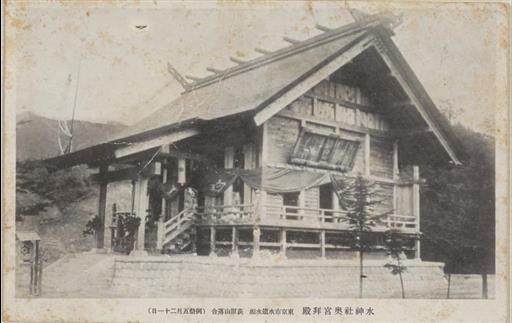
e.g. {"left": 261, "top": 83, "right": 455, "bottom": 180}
{"left": 319, "top": 184, "right": 333, "bottom": 222}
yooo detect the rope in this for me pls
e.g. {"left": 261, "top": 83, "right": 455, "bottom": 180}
{"left": 137, "top": 147, "right": 162, "bottom": 175}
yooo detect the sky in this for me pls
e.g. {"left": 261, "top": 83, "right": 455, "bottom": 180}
{"left": 11, "top": 1, "right": 505, "bottom": 134}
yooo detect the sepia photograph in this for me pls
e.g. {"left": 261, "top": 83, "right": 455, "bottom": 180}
{"left": 2, "top": 1, "right": 509, "bottom": 322}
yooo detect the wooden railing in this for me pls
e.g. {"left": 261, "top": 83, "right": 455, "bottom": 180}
{"left": 264, "top": 204, "right": 350, "bottom": 223}
{"left": 386, "top": 214, "right": 417, "bottom": 229}
{"left": 195, "top": 203, "right": 418, "bottom": 231}
{"left": 196, "top": 204, "right": 255, "bottom": 222}
{"left": 161, "top": 208, "right": 195, "bottom": 247}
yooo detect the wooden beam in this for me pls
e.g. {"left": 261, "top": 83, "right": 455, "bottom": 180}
{"left": 167, "top": 63, "right": 191, "bottom": 90}
{"left": 378, "top": 48, "right": 461, "bottom": 165}
{"left": 185, "top": 75, "right": 202, "bottom": 82}
{"left": 230, "top": 56, "right": 246, "bottom": 65}
{"left": 254, "top": 35, "right": 373, "bottom": 126}
{"left": 277, "top": 110, "right": 392, "bottom": 138}
{"left": 206, "top": 67, "right": 223, "bottom": 74}
{"left": 315, "top": 24, "right": 332, "bottom": 32}
{"left": 305, "top": 93, "right": 377, "bottom": 114}
{"left": 390, "top": 100, "right": 414, "bottom": 109}
{"left": 91, "top": 166, "right": 139, "bottom": 183}
{"left": 283, "top": 36, "right": 300, "bottom": 44}
{"left": 157, "top": 150, "right": 208, "bottom": 162}
{"left": 392, "top": 128, "right": 433, "bottom": 138}
{"left": 114, "top": 128, "right": 200, "bottom": 159}
{"left": 255, "top": 48, "right": 272, "bottom": 55}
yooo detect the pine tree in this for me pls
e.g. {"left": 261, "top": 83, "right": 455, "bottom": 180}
{"left": 383, "top": 229, "right": 409, "bottom": 298}
{"left": 334, "top": 174, "right": 392, "bottom": 298}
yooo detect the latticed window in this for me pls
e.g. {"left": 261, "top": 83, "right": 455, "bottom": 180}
{"left": 290, "top": 128, "right": 360, "bottom": 171}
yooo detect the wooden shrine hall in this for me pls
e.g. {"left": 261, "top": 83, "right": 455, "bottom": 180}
{"left": 44, "top": 12, "right": 463, "bottom": 261}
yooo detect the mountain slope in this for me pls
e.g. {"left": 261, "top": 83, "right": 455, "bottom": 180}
{"left": 16, "top": 112, "right": 126, "bottom": 161}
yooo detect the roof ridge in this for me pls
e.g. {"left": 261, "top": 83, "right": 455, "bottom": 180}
{"left": 184, "top": 18, "right": 385, "bottom": 93}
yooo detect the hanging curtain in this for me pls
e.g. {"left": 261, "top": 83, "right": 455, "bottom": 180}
{"left": 197, "top": 166, "right": 344, "bottom": 195}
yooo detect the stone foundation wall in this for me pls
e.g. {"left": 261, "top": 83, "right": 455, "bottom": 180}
{"left": 111, "top": 256, "right": 448, "bottom": 298}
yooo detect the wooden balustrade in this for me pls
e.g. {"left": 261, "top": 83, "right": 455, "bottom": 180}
{"left": 195, "top": 204, "right": 255, "bottom": 222}
{"left": 195, "top": 203, "right": 418, "bottom": 231}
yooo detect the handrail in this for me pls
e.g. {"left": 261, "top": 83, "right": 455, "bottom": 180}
{"left": 161, "top": 208, "right": 196, "bottom": 246}
{"left": 194, "top": 203, "right": 418, "bottom": 230}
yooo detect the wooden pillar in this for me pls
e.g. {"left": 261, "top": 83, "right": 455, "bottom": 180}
{"left": 298, "top": 190, "right": 305, "bottom": 220}
{"left": 364, "top": 134, "right": 371, "bottom": 177}
{"left": 224, "top": 146, "right": 234, "bottom": 206}
{"left": 413, "top": 165, "right": 421, "bottom": 259}
{"left": 252, "top": 226, "right": 261, "bottom": 258}
{"left": 320, "top": 230, "right": 326, "bottom": 259}
{"left": 231, "top": 227, "right": 239, "bottom": 255}
{"left": 156, "top": 166, "right": 168, "bottom": 252}
{"left": 280, "top": 229, "right": 287, "bottom": 258}
{"left": 392, "top": 140, "right": 399, "bottom": 221}
{"left": 133, "top": 176, "right": 149, "bottom": 254}
{"left": 259, "top": 123, "right": 269, "bottom": 167}
{"left": 103, "top": 182, "right": 112, "bottom": 252}
{"left": 177, "top": 158, "right": 186, "bottom": 185}
{"left": 97, "top": 165, "right": 108, "bottom": 250}
{"left": 209, "top": 226, "right": 216, "bottom": 256}
{"left": 243, "top": 143, "right": 255, "bottom": 204}
{"left": 332, "top": 190, "right": 340, "bottom": 222}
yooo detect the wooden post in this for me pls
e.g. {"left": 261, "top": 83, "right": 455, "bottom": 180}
{"left": 243, "top": 143, "right": 255, "bottom": 204}
{"left": 482, "top": 274, "right": 488, "bottom": 299}
{"left": 156, "top": 166, "right": 168, "bottom": 252}
{"left": 392, "top": 140, "right": 399, "bottom": 224}
{"left": 133, "top": 176, "right": 149, "bottom": 254}
{"left": 224, "top": 146, "right": 234, "bottom": 206}
{"left": 252, "top": 226, "right": 261, "bottom": 258}
{"left": 103, "top": 183, "right": 112, "bottom": 252}
{"left": 320, "top": 230, "right": 326, "bottom": 259}
{"left": 97, "top": 165, "right": 108, "bottom": 250}
{"left": 259, "top": 123, "right": 268, "bottom": 166}
{"left": 280, "top": 229, "right": 287, "bottom": 258}
{"left": 364, "top": 134, "right": 371, "bottom": 177}
{"left": 209, "top": 226, "right": 216, "bottom": 256}
{"left": 232, "top": 227, "right": 239, "bottom": 256}
{"left": 254, "top": 189, "right": 266, "bottom": 221}
{"left": 298, "top": 190, "right": 305, "bottom": 220}
{"left": 332, "top": 190, "right": 340, "bottom": 222}
{"left": 413, "top": 165, "right": 421, "bottom": 259}
{"left": 177, "top": 158, "right": 186, "bottom": 184}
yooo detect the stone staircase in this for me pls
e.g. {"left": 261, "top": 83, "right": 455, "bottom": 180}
{"left": 40, "top": 252, "right": 116, "bottom": 298}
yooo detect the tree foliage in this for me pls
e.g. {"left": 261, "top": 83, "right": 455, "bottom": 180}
{"left": 335, "top": 174, "right": 393, "bottom": 298}
{"left": 16, "top": 161, "right": 94, "bottom": 217}
{"left": 383, "top": 229, "right": 409, "bottom": 298}
{"left": 420, "top": 124, "right": 495, "bottom": 274}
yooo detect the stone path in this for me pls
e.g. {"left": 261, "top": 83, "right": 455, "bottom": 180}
{"left": 17, "top": 251, "right": 117, "bottom": 298}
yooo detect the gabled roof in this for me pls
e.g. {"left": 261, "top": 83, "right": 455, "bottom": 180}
{"left": 111, "top": 18, "right": 385, "bottom": 142}
{"left": 45, "top": 13, "right": 462, "bottom": 168}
